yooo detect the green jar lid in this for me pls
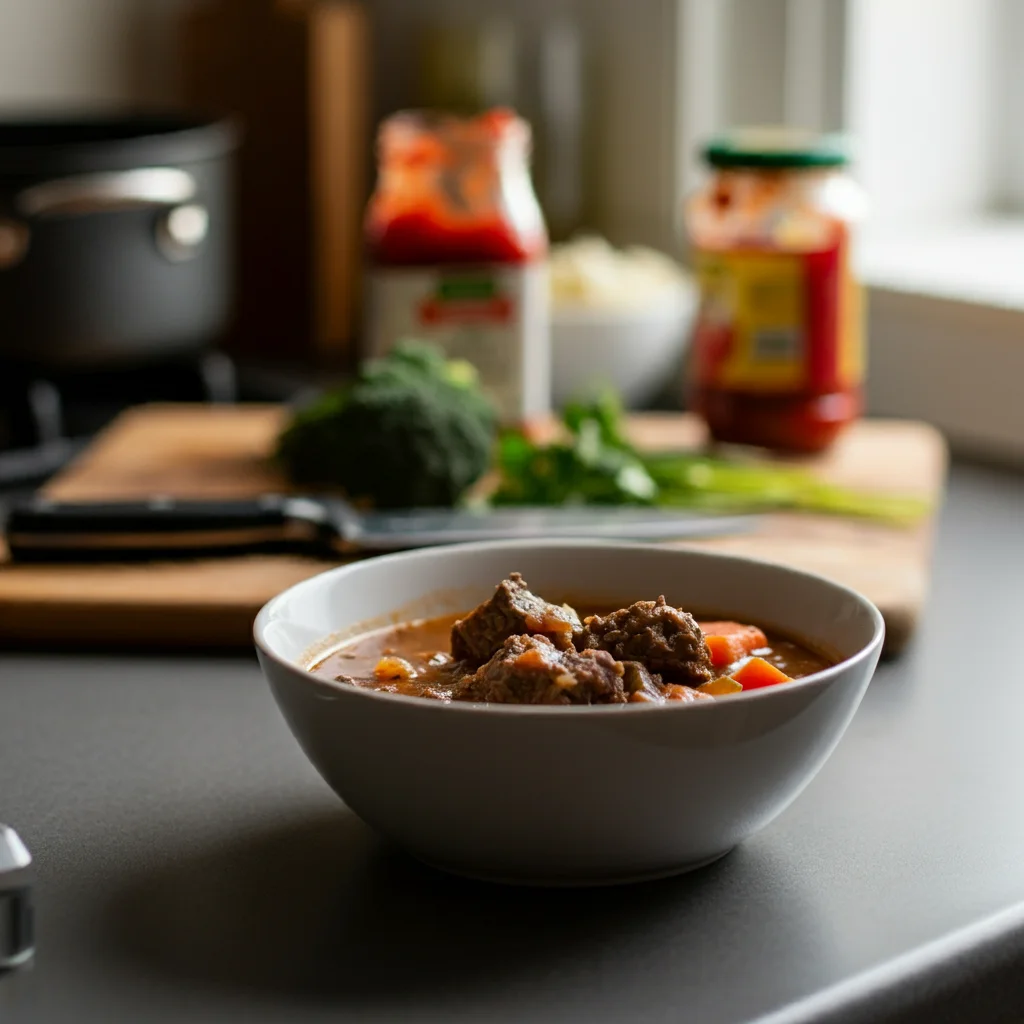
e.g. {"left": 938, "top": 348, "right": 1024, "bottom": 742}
{"left": 703, "top": 127, "right": 850, "bottom": 169}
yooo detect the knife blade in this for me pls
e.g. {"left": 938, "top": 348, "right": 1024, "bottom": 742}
{"left": 3, "top": 495, "right": 758, "bottom": 562}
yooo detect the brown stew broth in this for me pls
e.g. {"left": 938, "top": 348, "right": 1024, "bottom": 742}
{"left": 311, "top": 605, "right": 833, "bottom": 701}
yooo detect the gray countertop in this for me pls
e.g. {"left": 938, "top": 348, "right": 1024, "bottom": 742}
{"left": 2, "top": 462, "right": 1024, "bottom": 1024}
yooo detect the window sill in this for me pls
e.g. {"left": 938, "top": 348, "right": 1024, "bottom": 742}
{"left": 860, "top": 219, "right": 1024, "bottom": 464}
{"left": 862, "top": 218, "right": 1024, "bottom": 310}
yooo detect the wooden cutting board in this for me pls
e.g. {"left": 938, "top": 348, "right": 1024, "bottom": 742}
{"left": 0, "top": 404, "right": 947, "bottom": 655}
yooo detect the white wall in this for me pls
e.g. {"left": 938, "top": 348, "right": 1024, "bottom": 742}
{"left": 0, "top": 0, "right": 183, "bottom": 110}
{"left": 846, "top": 0, "right": 999, "bottom": 224}
{"left": 722, "top": 0, "right": 788, "bottom": 127}
{"left": 366, "top": 0, "right": 685, "bottom": 253}
{"left": 994, "top": 0, "right": 1024, "bottom": 211}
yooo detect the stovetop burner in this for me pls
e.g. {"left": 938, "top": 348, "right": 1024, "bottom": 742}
{"left": 0, "top": 352, "right": 240, "bottom": 487}
{"left": 0, "top": 352, "right": 330, "bottom": 490}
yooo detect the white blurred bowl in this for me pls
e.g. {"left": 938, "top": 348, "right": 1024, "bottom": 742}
{"left": 254, "top": 541, "right": 884, "bottom": 887}
{"left": 550, "top": 284, "right": 698, "bottom": 409}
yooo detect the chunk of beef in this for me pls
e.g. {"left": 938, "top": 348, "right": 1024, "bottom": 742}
{"left": 453, "top": 634, "right": 628, "bottom": 705}
{"left": 580, "top": 596, "right": 714, "bottom": 685}
{"left": 450, "top": 573, "right": 582, "bottom": 667}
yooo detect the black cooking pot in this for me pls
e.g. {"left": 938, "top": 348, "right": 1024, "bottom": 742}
{"left": 0, "top": 114, "right": 238, "bottom": 371}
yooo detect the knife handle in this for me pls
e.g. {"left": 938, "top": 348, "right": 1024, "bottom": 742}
{"left": 4, "top": 496, "right": 324, "bottom": 562}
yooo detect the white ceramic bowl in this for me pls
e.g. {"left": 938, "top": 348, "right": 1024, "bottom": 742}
{"left": 254, "top": 541, "right": 884, "bottom": 886}
{"left": 550, "top": 286, "right": 698, "bottom": 409}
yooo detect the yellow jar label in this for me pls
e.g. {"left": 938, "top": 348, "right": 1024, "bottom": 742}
{"left": 693, "top": 238, "right": 864, "bottom": 394}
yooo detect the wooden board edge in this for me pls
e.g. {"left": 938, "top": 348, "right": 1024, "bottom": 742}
{"left": 0, "top": 600, "right": 258, "bottom": 651}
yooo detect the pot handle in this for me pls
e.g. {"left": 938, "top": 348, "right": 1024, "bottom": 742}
{"left": 15, "top": 168, "right": 197, "bottom": 218}
{"left": 0, "top": 168, "right": 209, "bottom": 268}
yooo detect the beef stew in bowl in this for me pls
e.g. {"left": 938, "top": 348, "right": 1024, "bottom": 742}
{"left": 312, "top": 573, "right": 833, "bottom": 705}
{"left": 255, "top": 540, "right": 884, "bottom": 883}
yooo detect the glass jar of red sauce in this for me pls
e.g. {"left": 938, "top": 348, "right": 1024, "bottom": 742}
{"left": 364, "top": 108, "right": 550, "bottom": 422}
{"left": 686, "top": 129, "right": 867, "bottom": 453}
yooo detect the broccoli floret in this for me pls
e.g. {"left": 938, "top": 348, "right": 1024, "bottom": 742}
{"left": 277, "top": 342, "right": 497, "bottom": 508}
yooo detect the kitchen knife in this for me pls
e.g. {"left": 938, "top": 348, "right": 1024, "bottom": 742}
{"left": 3, "top": 495, "right": 757, "bottom": 562}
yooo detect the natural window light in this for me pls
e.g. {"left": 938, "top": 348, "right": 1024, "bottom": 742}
{"left": 861, "top": 219, "right": 1024, "bottom": 310}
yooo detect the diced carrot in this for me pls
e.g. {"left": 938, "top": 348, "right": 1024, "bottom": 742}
{"left": 699, "top": 621, "right": 768, "bottom": 654}
{"left": 697, "top": 675, "right": 744, "bottom": 696}
{"left": 705, "top": 635, "right": 738, "bottom": 668}
{"left": 731, "top": 657, "right": 791, "bottom": 691}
